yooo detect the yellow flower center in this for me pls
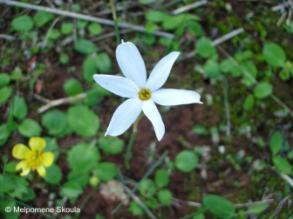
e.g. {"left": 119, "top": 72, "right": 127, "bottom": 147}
{"left": 138, "top": 88, "right": 152, "bottom": 101}
{"left": 26, "top": 150, "right": 43, "bottom": 169}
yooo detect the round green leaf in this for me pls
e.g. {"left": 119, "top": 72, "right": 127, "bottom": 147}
{"left": 175, "top": 150, "right": 198, "bottom": 173}
{"left": 196, "top": 37, "right": 216, "bottom": 58}
{"left": 67, "top": 143, "right": 100, "bottom": 173}
{"left": 139, "top": 179, "right": 157, "bottom": 198}
{"left": 11, "top": 15, "right": 34, "bottom": 32}
{"left": 99, "top": 136, "right": 124, "bottom": 155}
{"left": 94, "top": 162, "right": 118, "bottom": 181}
{"left": 33, "top": 12, "right": 53, "bottom": 27}
{"left": 263, "top": 43, "right": 286, "bottom": 67}
{"left": 157, "top": 189, "right": 172, "bottom": 206}
{"left": 96, "top": 53, "right": 112, "bottom": 73}
{"left": 67, "top": 105, "right": 99, "bottom": 137}
{"left": 60, "top": 181, "right": 83, "bottom": 199}
{"left": 253, "top": 82, "right": 273, "bottom": 99}
{"left": 42, "top": 110, "right": 67, "bottom": 136}
{"left": 203, "top": 194, "right": 235, "bottom": 219}
{"left": 63, "top": 78, "right": 83, "bottom": 96}
{"left": 45, "top": 164, "right": 62, "bottom": 185}
{"left": 18, "top": 119, "right": 41, "bottom": 137}
{"left": 88, "top": 23, "right": 102, "bottom": 35}
{"left": 155, "top": 169, "right": 169, "bottom": 188}
{"left": 0, "top": 86, "right": 12, "bottom": 106}
{"left": 83, "top": 54, "right": 98, "bottom": 82}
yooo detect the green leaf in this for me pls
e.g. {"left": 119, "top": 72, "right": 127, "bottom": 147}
{"left": 253, "top": 82, "right": 273, "bottom": 99}
{"left": 175, "top": 150, "right": 198, "bottom": 173}
{"left": 18, "top": 119, "right": 41, "bottom": 137}
{"left": 247, "top": 202, "right": 269, "bottom": 215}
{"left": 204, "top": 60, "right": 220, "bottom": 79}
{"left": 269, "top": 131, "right": 283, "bottom": 155}
{"left": 42, "top": 110, "right": 67, "bottom": 136}
{"left": 11, "top": 15, "right": 34, "bottom": 32}
{"left": 67, "top": 105, "right": 100, "bottom": 137}
{"left": 273, "top": 156, "right": 292, "bottom": 175}
{"left": 74, "top": 39, "right": 97, "bottom": 55}
{"left": 145, "top": 10, "right": 167, "bottom": 22}
{"left": 83, "top": 54, "right": 98, "bottom": 82}
{"left": 60, "top": 181, "right": 83, "bottom": 199}
{"left": 220, "top": 58, "right": 241, "bottom": 76}
{"left": 63, "top": 78, "right": 83, "bottom": 96}
{"left": 11, "top": 96, "right": 28, "bottom": 120}
{"left": 203, "top": 194, "right": 235, "bottom": 219}
{"left": 157, "top": 189, "right": 172, "bottom": 205}
{"left": 94, "top": 162, "right": 118, "bottom": 181}
{"left": 263, "top": 43, "right": 286, "bottom": 67}
{"left": 0, "top": 73, "right": 10, "bottom": 87}
{"left": 243, "top": 95, "right": 254, "bottom": 111}
{"left": 155, "top": 169, "right": 169, "bottom": 188}
{"left": 67, "top": 143, "right": 100, "bottom": 173}
{"left": 96, "top": 53, "right": 112, "bottom": 73}
{"left": 0, "top": 124, "right": 10, "bottom": 146}
{"left": 196, "top": 37, "right": 216, "bottom": 58}
{"left": 129, "top": 201, "right": 144, "bottom": 216}
{"left": 61, "top": 22, "right": 74, "bottom": 35}
{"left": 99, "top": 136, "right": 124, "bottom": 155}
{"left": 33, "top": 12, "right": 53, "bottom": 27}
{"left": 88, "top": 23, "right": 102, "bottom": 35}
{"left": 0, "top": 86, "right": 12, "bottom": 106}
{"left": 44, "top": 164, "right": 62, "bottom": 185}
{"left": 139, "top": 179, "right": 157, "bottom": 198}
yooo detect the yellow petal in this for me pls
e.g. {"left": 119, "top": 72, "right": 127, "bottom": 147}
{"left": 41, "top": 152, "right": 54, "bottom": 167}
{"left": 29, "top": 137, "right": 46, "bottom": 151}
{"left": 12, "top": 144, "right": 30, "bottom": 159}
{"left": 20, "top": 168, "right": 31, "bottom": 176}
{"left": 16, "top": 160, "right": 28, "bottom": 170}
{"left": 37, "top": 166, "right": 46, "bottom": 177}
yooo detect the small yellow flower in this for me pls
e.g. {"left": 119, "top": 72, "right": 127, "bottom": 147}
{"left": 12, "top": 137, "right": 54, "bottom": 177}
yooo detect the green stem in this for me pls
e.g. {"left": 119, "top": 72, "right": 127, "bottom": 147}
{"left": 125, "top": 120, "right": 138, "bottom": 169}
{"left": 109, "top": 0, "right": 120, "bottom": 44}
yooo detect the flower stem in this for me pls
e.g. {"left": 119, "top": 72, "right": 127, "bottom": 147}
{"left": 109, "top": 0, "right": 120, "bottom": 44}
{"left": 125, "top": 116, "right": 141, "bottom": 169}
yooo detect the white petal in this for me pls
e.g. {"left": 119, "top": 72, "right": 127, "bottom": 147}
{"left": 142, "top": 100, "right": 165, "bottom": 141}
{"left": 93, "top": 74, "right": 138, "bottom": 98}
{"left": 116, "top": 41, "right": 147, "bottom": 86}
{"left": 106, "top": 98, "right": 142, "bottom": 136}
{"left": 146, "top": 52, "right": 180, "bottom": 91}
{"left": 153, "top": 89, "right": 202, "bottom": 106}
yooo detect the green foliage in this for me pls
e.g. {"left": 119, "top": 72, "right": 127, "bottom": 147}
{"left": 139, "top": 179, "right": 157, "bottom": 198}
{"left": 246, "top": 202, "right": 269, "bottom": 215}
{"left": 155, "top": 169, "right": 169, "bottom": 188}
{"left": 74, "top": 39, "right": 97, "bottom": 55}
{"left": 196, "top": 37, "right": 216, "bottom": 58}
{"left": 96, "top": 53, "right": 112, "bottom": 73}
{"left": 175, "top": 150, "right": 198, "bottom": 173}
{"left": 94, "top": 162, "right": 119, "bottom": 181}
{"left": 45, "top": 164, "right": 62, "bottom": 185}
{"left": 263, "top": 43, "right": 286, "bottom": 67}
{"left": 60, "top": 181, "right": 83, "bottom": 199}
{"left": 0, "top": 73, "right": 10, "bottom": 87}
{"left": 10, "top": 96, "right": 28, "bottom": 120}
{"left": 63, "top": 78, "right": 83, "bottom": 96}
{"left": 273, "top": 156, "right": 292, "bottom": 175}
{"left": 18, "top": 119, "right": 42, "bottom": 137}
{"left": 11, "top": 15, "right": 34, "bottom": 32}
{"left": 88, "top": 23, "right": 102, "bottom": 35}
{"left": 269, "top": 131, "right": 283, "bottom": 155}
{"left": 0, "top": 86, "right": 12, "bottom": 106}
{"left": 33, "top": 12, "right": 53, "bottom": 27}
{"left": 157, "top": 189, "right": 172, "bottom": 205}
{"left": 203, "top": 194, "right": 235, "bottom": 219}
{"left": 98, "top": 136, "right": 124, "bottom": 155}
{"left": 42, "top": 110, "right": 68, "bottom": 136}
{"left": 67, "top": 105, "right": 100, "bottom": 137}
{"left": 67, "top": 143, "right": 100, "bottom": 173}
{"left": 61, "top": 22, "right": 74, "bottom": 35}
{"left": 253, "top": 82, "right": 272, "bottom": 99}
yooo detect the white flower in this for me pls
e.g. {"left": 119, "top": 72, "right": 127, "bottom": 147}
{"left": 93, "top": 41, "right": 202, "bottom": 141}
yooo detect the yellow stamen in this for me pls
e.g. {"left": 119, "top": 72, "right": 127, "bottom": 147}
{"left": 138, "top": 88, "right": 152, "bottom": 101}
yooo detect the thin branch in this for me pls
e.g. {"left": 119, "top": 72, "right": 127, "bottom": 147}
{"left": 279, "top": 173, "right": 293, "bottom": 188}
{"left": 0, "top": 33, "right": 15, "bottom": 41}
{"left": 0, "top": 0, "right": 174, "bottom": 38}
{"left": 35, "top": 93, "right": 87, "bottom": 113}
{"left": 212, "top": 28, "right": 244, "bottom": 46}
{"left": 172, "top": 0, "right": 208, "bottom": 14}
{"left": 271, "top": 95, "right": 293, "bottom": 117}
{"left": 272, "top": 1, "right": 292, "bottom": 11}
